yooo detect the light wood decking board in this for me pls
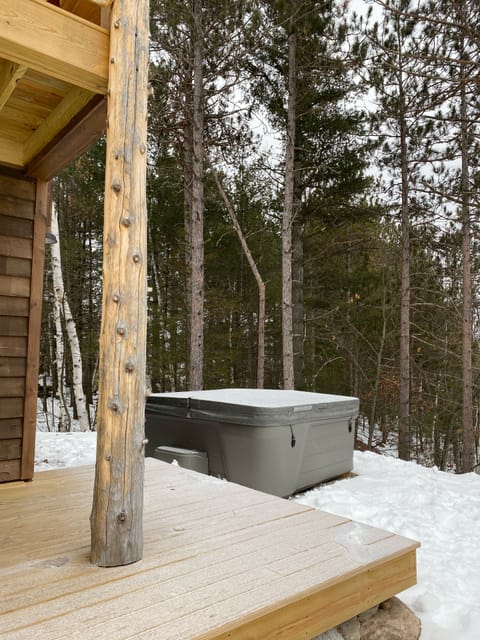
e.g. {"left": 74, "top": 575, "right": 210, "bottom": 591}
{"left": 0, "top": 457, "right": 419, "bottom": 640}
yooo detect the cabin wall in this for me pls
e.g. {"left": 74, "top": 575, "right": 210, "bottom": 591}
{"left": 0, "top": 171, "right": 48, "bottom": 482}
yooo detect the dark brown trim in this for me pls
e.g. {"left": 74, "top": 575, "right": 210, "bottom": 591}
{"left": 26, "top": 96, "right": 106, "bottom": 181}
{"left": 21, "top": 180, "right": 49, "bottom": 480}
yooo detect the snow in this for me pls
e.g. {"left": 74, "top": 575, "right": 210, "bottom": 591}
{"left": 33, "top": 431, "right": 480, "bottom": 640}
{"left": 35, "top": 431, "right": 97, "bottom": 470}
{"left": 150, "top": 388, "right": 357, "bottom": 408}
{"left": 297, "top": 452, "right": 480, "bottom": 640}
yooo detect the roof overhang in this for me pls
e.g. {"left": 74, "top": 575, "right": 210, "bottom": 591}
{"left": 0, "top": 0, "right": 109, "bottom": 176}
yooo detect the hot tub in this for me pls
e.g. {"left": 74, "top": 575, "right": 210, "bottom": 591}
{"left": 145, "top": 388, "right": 359, "bottom": 497}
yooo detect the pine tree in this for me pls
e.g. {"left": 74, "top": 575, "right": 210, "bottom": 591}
{"left": 367, "top": 0, "right": 434, "bottom": 460}
{"left": 249, "top": 0, "right": 375, "bottom": 392}
{"left": 150, "top": 0, "right": 261, "bottom": 390}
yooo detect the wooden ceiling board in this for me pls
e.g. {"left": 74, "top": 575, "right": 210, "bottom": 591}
{"left": 2, "top": 99, "right": 52, "bottom": 128}
{"left": 0, "top": 119, "right": 34, "bottom": 145}
{"left": 0, "top": 137, "right": 24, "bottom": 167}
{"left": 7, "top": 92, "right": 63, "bottom": 119}
{"left": 11, "top": 87, "right": 68, "bottom": 117}
{"left": 14, "top": 84, "right": 67, "bottom": 111}
{"left": 20, "top": 68, "right": 73, "bottom": 96}
{"left": 1, "top": 100, "right": 45, "bottom": 125}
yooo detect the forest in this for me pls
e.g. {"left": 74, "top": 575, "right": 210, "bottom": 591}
{"left": 40, "top": 0, "right": 480, "bottom": 474}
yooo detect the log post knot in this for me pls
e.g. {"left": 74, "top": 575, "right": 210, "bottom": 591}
{"left": 116, "top": 322, "right": 127, "bottom": 336}
{"left": 132, "top": 252, "right": 141, "bottom": 264}
{"left": 116, "top": 511, "right": 127, "bottom": 524}
{"left": 112, "top": 181, "right": 122, "bottom": 194}
{"left": 108, "top": 397, "right": 123, "bottom": 414}
{"left": 125, "top": 359, "right": 136, "bottom": 373}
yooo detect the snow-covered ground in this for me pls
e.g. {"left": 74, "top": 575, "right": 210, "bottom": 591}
{"left": 297, "top": 452, "right": 480, "bottom": 640}
{"left": 34, "top": 430, "right": 479, "bottom": 640}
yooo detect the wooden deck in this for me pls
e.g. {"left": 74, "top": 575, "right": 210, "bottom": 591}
{"left": 0, "top": 458, "right": 419, "bottom": 640}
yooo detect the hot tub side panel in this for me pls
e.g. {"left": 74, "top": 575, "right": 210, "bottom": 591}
{"left": 145, "top": 409, "right": 228, "bottom": 478}
{"left": 145, "top": 397, "right": 358, "bottom": 496}
{"left": 295, "top": 415, "right": 355, "bottom": 492}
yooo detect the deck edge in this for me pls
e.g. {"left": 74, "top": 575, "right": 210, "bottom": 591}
{"left": 197, "top": 548, "right": 418, "bottom": 640}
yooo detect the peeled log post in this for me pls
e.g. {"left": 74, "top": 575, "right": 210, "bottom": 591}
{"left": 90, "top": 0, "right": 149, "bottom": 567}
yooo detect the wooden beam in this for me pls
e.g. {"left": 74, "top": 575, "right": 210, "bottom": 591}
{"left": 23, "top": 87, "right": 94, "bottom": 165}
{"left": 0, "top": 61, "right": 27, "bottom": 112}
{"left": 0, "top": 0, "right": 108, "bottom": 95}
{"left": 26, "top": 96, "right": 106, "bottom": 181}
{"left": 21, "top": 180, "right": 49, "bottom": 481}
{"left": 90, "top": 0, "right": 149, "bottom": 567}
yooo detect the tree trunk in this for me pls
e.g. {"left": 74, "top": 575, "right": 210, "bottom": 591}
{"left": 51, "top": 205, "right": 89, "bottom": 431}
{"left": 183, "top": 42, "right": 193, "bottom": 386}
{"left": 212, "top": 168, "right": 266, "bottom": 388}
{"left": 90, "top": 0, "right": 149, "bottom": 567}
{"left": 459, "top": 48, "right": 474, "bottom": 473}
{"left": 282, "top": 25, "right": 296, "bottom": 390}
{"left": 369, "top": 273, "right": 388, "bottom": 449}
{"left": 397, "top": 34, "right": 411, "bottom": 461}
{"left": 51, "top": 257, "right": 70, "bottom": 432}
{"left": 50, "top": 205, "right": 70, "bottom": 432}
{"left": 188, "top": 0, "right": 205, "bottom": 390}
{"left": 292, "top": 208, "right": 304, "bottom": 389}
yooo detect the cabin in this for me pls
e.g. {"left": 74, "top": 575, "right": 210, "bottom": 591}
{"left": 0, "top": 2, "right": 420, "bottom": 638}
{"left": 0, "top": 0, "right": 108, "bottom": 482}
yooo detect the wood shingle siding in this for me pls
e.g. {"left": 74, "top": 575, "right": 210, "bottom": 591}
{"left": 0, "top": 171, "right": 44, "bottom": 482}
{"left": 0, "top": 295, "right": 29, "bottom": 316}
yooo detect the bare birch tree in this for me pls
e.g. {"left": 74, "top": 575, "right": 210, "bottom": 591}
{"left": 50, "top": 245, "right": 70, "bottom": 432}
{"left": 50, "top": 204, "right": 89, "bottom": 431}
